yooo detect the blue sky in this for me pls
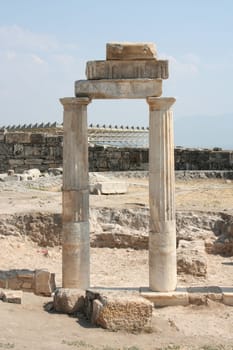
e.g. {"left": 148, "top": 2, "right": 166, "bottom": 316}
{"left": 0, "top": 0, "right": 233, "bottom": 148}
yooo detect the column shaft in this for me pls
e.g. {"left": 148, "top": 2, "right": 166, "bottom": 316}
{"left": 147, "top": 97, "right": 176, "bottom": 292}
{"left": 60, "top": 97, "right": 91, "bottom": 289}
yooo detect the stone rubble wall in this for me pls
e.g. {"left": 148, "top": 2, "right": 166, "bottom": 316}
{"left": 0, "top": 131, "right": 232, "bottom": 173}
{"left": 0, "top": 269, "right": 56, "bottom": 296}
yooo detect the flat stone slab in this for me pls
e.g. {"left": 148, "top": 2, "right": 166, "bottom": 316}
{"left": 0, "top": 289, "right": 23, "bottom": 304}
{"left": 86, "top": 60, "right": 168, "bottom": 80}
{"left": 140, "top": 287, "right": 189, "bottom": 307}
{"left": 75, "top": 79, "right": 162, "bottom": 99}
{"left": 90, "top": 182, "right": 128, "bottom": 195}
{"left": 106, "top": 42, "right": 157, "bottom": 60}
{"left": 141, "top": 286, "right": 233, "bottom": 307}
{"left": 187, "top": 286, "right": 223, "bottom": 305}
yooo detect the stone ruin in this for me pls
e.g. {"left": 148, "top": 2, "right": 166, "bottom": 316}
{"left": 60, "top": 42, "right": 176, "bottom": 294}
{"left": 1, "top": 43, "right": 233, "bottom": 332}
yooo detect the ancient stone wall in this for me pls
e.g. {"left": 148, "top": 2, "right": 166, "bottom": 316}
{"left": 0, "top": 131, "right": 232, "bottom": 173}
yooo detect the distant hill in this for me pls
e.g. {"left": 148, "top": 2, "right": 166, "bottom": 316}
{"left": 174, "top": 114, "right": 233, "bottom": 150}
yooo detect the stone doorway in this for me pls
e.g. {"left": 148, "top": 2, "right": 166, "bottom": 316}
{"left": 60, "top": 42, "right": 176, "bottom": 292}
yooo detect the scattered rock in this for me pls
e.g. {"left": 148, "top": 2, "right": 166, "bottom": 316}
{"left": 23, "top": 168, "right": 41, "bottom": 179}
{"left": 53, "top": 288, "right": 85, "bottom": 314}
{"left": 86, "top": 289, "right": 153, "bottom": 332}
{"left": 187, "top": 286, "right": 222, "bottom": 305}
{"left": 48, "top": 168, "right": 63, "bottom": 176}
{"left": 0, "top": 289, "right": 23, "bottom": 304}
{"left": 177, "top": 240, "right": 207, "bottom": 277}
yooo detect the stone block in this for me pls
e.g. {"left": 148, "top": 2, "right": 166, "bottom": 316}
{"left": 106, "top": 42, "right": 157, "bottom": 60}
{"left": 188, "top": 293, "right": 208, "bottom": 305}
{"left": 5, "top": 132, "right": 31, "bottom": 144}
{"left": 75, "top": 79, "right": 162, "bottom": 99}
{"left": 4, "top": 174, "right": 21, "bottom": 182}
{"left": 86, "top": 289, "right": 153, "bottom": 332}
{"left": 0, "top": 279, "right": 7, "bottom": 289}
{"left": 177, "top": 240, "right": 207, "bottom": 277}
{"left": 140, "top": 288, "right": 189, "bottom": 307}
{"left": 0, "top": 289, "right": 23, "bottom": 304}
{"left": 0, "top": 133, "right": 5, "bottom": 142}
{"left": 9, "top": 159, "right": 25, "bottom": 166}
{"left": 34, "top": 269, "right": 56, "bottom": 296}
{"left": 86, "top": 60, "right": 168, "bottom": 80}
{"left": 48, "top": 167, "right": 63, "bottom": 176}
{"left": 24, "top": 159, "right": 43, "bottom": 165}
{"left": 222, "top": 288, "right": 233, "bottom": 306}
{"left": 90, "top": 182, "right": 128, "bottom": 195}
{"left": 17, "top": 270, "right": 35, "bottom": 291}
{"left": 53, "top": 288, "right": 85, "bottom": 314}
{"left": 187, "top": 286, "right": 222, "bottom": 305}
{"left": 24, "top": 168, "right": 41, "bottom": 178}
{"left": 0, "top": 269, "right": 35, "bottom": 292}
{"left": 30, "top": 133, "right": 45, "bottom": 144}
{"left": 7, "top": 277, "right": 22, "bottom": 290}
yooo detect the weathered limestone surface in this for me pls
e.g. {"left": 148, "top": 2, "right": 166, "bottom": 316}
{"left": 106, "top": 42, "right": 157, "bottom": 60}
{"left": 177, "top": 240, "right": 207, "bottom": 277}
{"left": 53, "top": 288, "right": 85, "bottom": 314}
{"left": 147, "top": 97, "right": 177, "bottom": 292}
{"left": 89, "top": 181, "right": 128, "bottom": 195}
{"left": 222, "top": 290, "right": 233, "bottom": 306}
{"left": 0, "top": 269, "right": 55, "bottom": 296}
{"left": 5, "top": 132, "right": 31, "bottom": 144}
{"left": 86, "top": 60, "right": 168, "bottom": 80}
{"left": 187, "top": 286, "right": 223, "bottom": 305}
{"left": 62, "top": 222, "right": 90, "bottom": 288}
{"left": 140, "top": 288, "right": 189, "bottom": 307}
{"left": 0, "top": 289, "right": 23, "bottom": 304}
{"left": 60, "top": 97, "right": 91, "bottom": 289}
{"left": 35, "top": 269, "right": 56, "bottom": 296}
{"left": 75, "top": 79, "right": 162, "bottom": 99}
{"left": 141, "top": 287, "right": 233, "bottom": 307}
{"left": 86, "top": 289, "right": 153, "bottom": 332}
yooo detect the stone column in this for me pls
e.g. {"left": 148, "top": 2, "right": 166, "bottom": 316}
{"left": 60, "top": 97, "right": 91, "bottom": 289}
{"left": 147, "top": 97, "right": 176, "bottom": 292}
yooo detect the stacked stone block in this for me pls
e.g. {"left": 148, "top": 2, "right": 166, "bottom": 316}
{"left": 0, "top": 269, "right": 56, "bottom": 296}
{"left": 0, "top": 131, "right": 62, "bottom": 173}
{"left": 0, "top": 129, "right": 232, "bottom": 173}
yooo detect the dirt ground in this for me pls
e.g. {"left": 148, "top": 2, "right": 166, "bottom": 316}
{"left": 1, "top": 175, "right": 233, "bottom": 350}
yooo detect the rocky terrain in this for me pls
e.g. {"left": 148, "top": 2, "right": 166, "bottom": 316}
{"left": 0, "top": 170, "right": 233, "bottom": 349}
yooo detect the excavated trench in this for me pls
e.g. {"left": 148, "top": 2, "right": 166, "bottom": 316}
{"left": 0, "top": 208, "right": 232, "bottom": 256}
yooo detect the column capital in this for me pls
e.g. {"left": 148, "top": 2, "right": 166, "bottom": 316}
{"left": 147, "top": 97, "right": 175, "bottom": 111}
{"left": 60, "top": 97, "right": 92, "bottom": 109}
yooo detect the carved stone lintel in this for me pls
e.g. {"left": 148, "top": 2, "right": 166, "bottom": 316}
{"left": 86, "top": 60, "right": 168, "bottom": 80}
{"left": 75, "top": 79, "right": 162, "bottom": 99}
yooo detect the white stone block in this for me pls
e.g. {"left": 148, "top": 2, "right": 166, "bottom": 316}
{"left": 75, "top": 79, "right": 162, "bottom": 99}
{"left": 0, "top": 289, "right": 23, "bottom": 304}
{"left": 140, "top": 287, "right": 189, "bottom": 307}
{"left": 90, "top": 182, "right": 128, "bottom": 195}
